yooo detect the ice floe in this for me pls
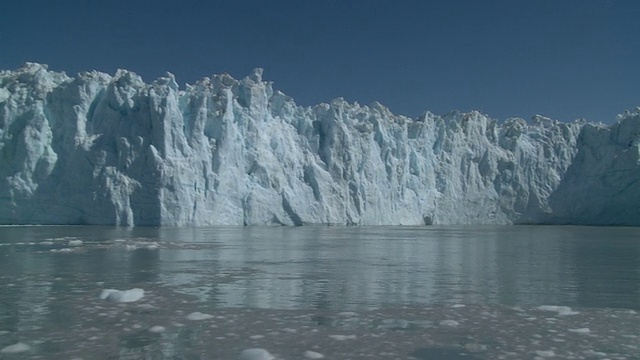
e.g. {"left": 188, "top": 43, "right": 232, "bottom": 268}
{"left": 568, "top": 328, "right": 591, "bottom": 334}
{"left": 439, "top": 319, "right": 460, "bottom": 326}
{"left": 304, "top": 350, "right": 325, "bottom": 359}
{"left": 100, "top": 288, "right": 144, "bottom": 303}
{"left": 535, "top": 350, "right": 556, "bottom": 357}
{"left": 329, "top": 334, "right": 356, "bottom": 340}
{"left": 1, "top": 342, "right": 31, "bottom": 354}
{"left": 148, "top": 326, "right": 166, "bottom": 333}
{"left": 537, "top": 305, "right": 579, "bottom": 316}
{"left": 186, "top": 312, "right": 214, "bottom": 320}
{"left": 238, "top": 348, "right": 275, "bottom": 360}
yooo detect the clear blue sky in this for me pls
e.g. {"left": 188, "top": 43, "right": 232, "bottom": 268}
{"left": 2, "top": 0, "right": 639, "bottom": 123}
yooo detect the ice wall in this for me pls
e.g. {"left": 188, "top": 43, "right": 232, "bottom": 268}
{"left": 1, "top": 63, "right": 639, "bottom": 226}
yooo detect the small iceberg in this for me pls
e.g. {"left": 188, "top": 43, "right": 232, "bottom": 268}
{"left": 304, "top": 350, "right": 325, "bottom": 359}
{"left": 148, "top": 326, "right": 166, "bottom": 333}
{"left": 1, "top": 342, "right": 31, "bottom": 354}
{"left": 186, "top": 312, "right": 214, "bottom": 321}
{"left": 568, "top": 328, "right": 591, "bottom": 334}
{"left": 239, "top": 348, "right": 274, "bottom": 360}
{"left": 537, "top": 305, "right": 579, "bottom": 316}
{"left": 439, "top": 319, "right": 460, "bottom": 326}
{"left": 329, "top": 334, "right": 357, "bottom": 340}
{"left": 100, "top": 288, "right": 144, "bottom": 303}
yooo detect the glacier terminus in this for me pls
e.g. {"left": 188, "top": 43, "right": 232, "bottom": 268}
{"left": 1, "top": 63, "right": 639, "bottom": 226}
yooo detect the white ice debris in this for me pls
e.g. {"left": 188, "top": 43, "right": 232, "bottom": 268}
{"left": 583, "top": 350, "right": 607, "bottom": 357}
{"left": 1, "top": 342, "right": 31, "bottom": 354}
{"left": 68, "top": 240, "right": 83, "bottom": 246}
{"left": 535, "top": 350, "right": 556, "bottom": 357}
{"left": 50, "top": 248, "right": 74, "bottom": 253}
{"left": 304, "top": 350, "right": 325, "bottom": 359}
{"left": 337, "top": 311, "right": 358, "bottom": 317}
{"left": 238, "top": 348, "right": 275, "bottom": 360}
{"left": 148, "top": 326, "right": 166, "bottom": 333}
{"left": 329, "top": 334, "right": 357, "bottom": 340}
{"left": 2, "top": 63, "right": 640, "bottom": 226}
{"left": 568, "top": 328, "right": 591, "bottom": 334}
{"left": 100, "top": 288, "right": 144, "bottom": 303}
{"left": 186, "top": 312, "right": 214, "bottom": 321}
{"left": 537, "top": 305, "right": 579, "bottom": 316}
{"left": 439, "top": 320, "right": 460, "bottom": 326}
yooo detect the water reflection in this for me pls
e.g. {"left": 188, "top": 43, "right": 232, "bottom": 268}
{"left": 1, "top": 225, "right": 639, "bottom": 315}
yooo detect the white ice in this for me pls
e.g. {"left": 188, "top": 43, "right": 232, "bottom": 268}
{"left": 329, "top": 334, "right": 357, "bottom": 340}
{"left": 1, "top": 342, "right": 31, "bottom": 354}
{"left": 535, "top": 350, "right": 556, "bottom": 357}
{"left": 304, "top": 350, "right": 325, "bottom": 359}
{"left": 148, "top": 326, "right": 166, "bottom": 333}
{"left": 2, "top": 63, "right": 640, "bottom": 226}
{"left": 100, "top": 288, "right": 144, "bottom": 303}
{"left": 186, "top": 312, "right": 214, "bottom": 320}
{"left": 568, "top": 328, "right": 591, "bottom": 334}
{"left": 537, "top": 305, "right": 579, "bottom": 316}
{"left": 439, "top": 320, "right": 460, "bottom": 326}
{"left": 238, "top": 348, "right": 275, "bottom": 360}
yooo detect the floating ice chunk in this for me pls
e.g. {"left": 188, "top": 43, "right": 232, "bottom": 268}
{"left": 583, "top": 349, "right": 607, "bottom": 357}
{"left": 134, "top": 304, "right": 158, "bottom": 313}
{"left": 249, "top": 335, "right": 265, "bottom": 340}
{"left": 68, "top": 240, "right": 83, "bottom": 246}
{"left": 557, "top": 308, "right": 579, "bottom": 316}
{"left": 304, "top": 350, "right": 325, "bottom": 359}
{"left": 239, "top": 348, "right": 275, "bottom": 360}
{"left": 568, "top": 328, "right": 591, "bottom": 334}
{"left": 1, "top": 342, "right": 31, "bottom": 354}
{"left": 149, "top": 326, "right": 166, "bottom": 333}
{"left": 186, "top": 312, "right": 214, "bottom": 320}
{"left": 100, "top": 288, "right": 144, "bottom": 303}
{"left": 39, "top": 241, "right": 54, "bottom": 246}
{"left": 535, "top": 350, "right": 555, "bottom": 357}
{"left": 337, "top": 311, "right": 358, "bottom": 317}
{"left": 283, "top": 328, "right": 297, "bottom": 333}
{"left": 50, "top": 248, "right": 74, "bottom": 253}
{"left": 451, "top": 304, "right": 466, "bottom": 308}
{"left": 329, "top": 334, "right": 356, "bottom": 340}
{"left": 537, "top": 305, "right": 579, "bottom": 315}
{"left": 439, "top": 320, "right": 460, "bottom": 326}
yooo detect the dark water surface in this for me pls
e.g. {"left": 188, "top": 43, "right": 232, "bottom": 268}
{"left": 0, "top": 226, "right": 639, "bottom": 359}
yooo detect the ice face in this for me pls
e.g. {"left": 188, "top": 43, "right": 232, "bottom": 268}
{"left": 1, "top": 63, "right": 639, "bottom": 226}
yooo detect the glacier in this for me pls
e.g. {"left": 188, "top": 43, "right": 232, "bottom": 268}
{"left": 1, "top": 63, "right": 639, "bottom": 226}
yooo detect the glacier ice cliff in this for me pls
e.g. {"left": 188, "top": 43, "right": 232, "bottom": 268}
{"left": 1, "top": 63, "right": 639, "bottom": 226}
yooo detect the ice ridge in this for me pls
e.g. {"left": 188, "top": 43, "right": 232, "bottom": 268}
{"left": 1, "top": 63, "right": 639, "bottom": 226}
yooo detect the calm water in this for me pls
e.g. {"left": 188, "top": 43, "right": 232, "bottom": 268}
{"left": 0, "top": 226, "right": 639, "bottom": 359}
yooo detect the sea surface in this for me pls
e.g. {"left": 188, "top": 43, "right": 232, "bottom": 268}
{"left": 0, "top": 225, "right": 639, "bottom": 359}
